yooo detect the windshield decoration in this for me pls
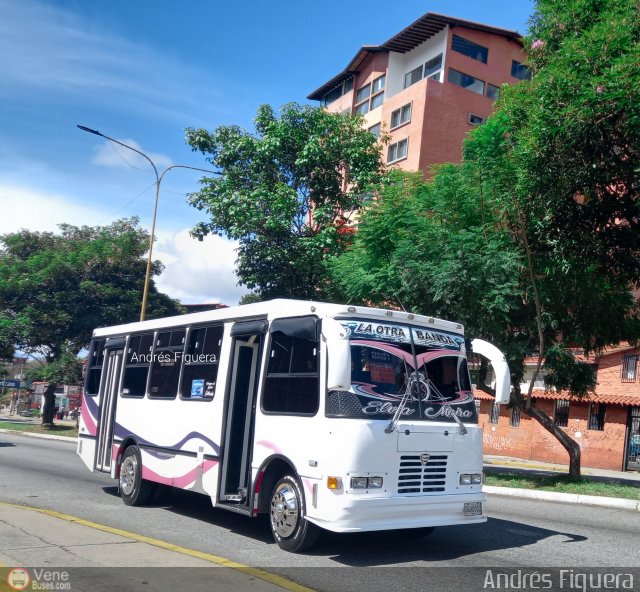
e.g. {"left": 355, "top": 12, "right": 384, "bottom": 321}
{"left": 340, "top": 320, "right": 463, "bottom": 351}
{"left": 327, "top": 320, "right": 475, "bottom": 423}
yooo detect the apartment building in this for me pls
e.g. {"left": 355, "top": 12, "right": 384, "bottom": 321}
{"left": 476, "top": 346, "right": 640, "bottom": 471}
{"left": 308, "top": 12, "right": 528, "bottom": 174}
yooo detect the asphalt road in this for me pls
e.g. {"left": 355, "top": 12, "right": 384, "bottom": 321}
{"left": 1, "top": 432, "right": 639, "bottom": 592}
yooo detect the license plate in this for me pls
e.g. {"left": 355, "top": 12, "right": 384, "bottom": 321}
{"left": 464, "top": 502, "right": 482, "bottom": 516}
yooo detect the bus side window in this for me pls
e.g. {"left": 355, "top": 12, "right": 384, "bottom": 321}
{"left": 121, "top": 333, "right": 154, "bottom": 397}
{"left": 262, "top": 333, "right": 319, "bottom": 415}
{"left": 181, "top": 325, "right": 223, "bottom": 400}
{"left": 85, "top": 339, "right": 106, "bottom": 396}
{"left": 148, "top": 329, "right": 186, "bottom": 399}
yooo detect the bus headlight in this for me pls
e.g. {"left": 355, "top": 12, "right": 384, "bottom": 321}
{"left": 460, "top": 473, "right": 483, "bottom": 485}
{"left": 350, "top": 476, "right": 384, "bottom": 489}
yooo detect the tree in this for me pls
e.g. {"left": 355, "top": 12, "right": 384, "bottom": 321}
{"left": 331, "top": 0, "right": 640, "bottom": 477}
{"left": 0, "top": 218, "right": 182, "bottom": 424}
{"left": 185, "top": 103, "right": 387, "bottom": 299}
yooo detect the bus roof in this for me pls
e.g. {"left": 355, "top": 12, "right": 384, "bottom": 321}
{"left": 92, "top": 299, "right": 464, "bottom": 338}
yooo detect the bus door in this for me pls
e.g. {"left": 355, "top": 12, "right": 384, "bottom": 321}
{"left": 219, "top": 320, "right": 267, "bottom": 508}
{"left": 95, "top": 337, "right": 126, "bottom": 473}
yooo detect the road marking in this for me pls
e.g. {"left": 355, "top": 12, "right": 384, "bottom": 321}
{"left": 0, "top": 502, "right": 316, "bottom": 592}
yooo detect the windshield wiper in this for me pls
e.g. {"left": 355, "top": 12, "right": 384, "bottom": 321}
{"left": 426, "top": 378, "right": 467, "bottom": 435}
{"left": 385, "top": 362, "right": 412, "bottom": 434}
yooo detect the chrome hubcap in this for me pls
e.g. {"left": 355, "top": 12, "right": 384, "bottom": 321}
{"left": 270, "top": 483, "right": 299, "bottom": 539}
{"left": 120, "top": 455, "right": 137, "bottom": 496}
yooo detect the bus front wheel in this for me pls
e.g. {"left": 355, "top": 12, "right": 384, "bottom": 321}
{"left": 119, "top": 445, "right": 154, "bottom": 506}
{"left": 269, "top": 475, "right": 319, "bottom": 552}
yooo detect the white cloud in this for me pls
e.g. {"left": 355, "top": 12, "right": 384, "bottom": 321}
{"left": 0, "top": 184, "right": 108, "bottom": 233}
{"left": 154, "top": 230, "right": 247, "bottom": 306}
{"left": 92, "top": 138, "right": 173, "bottom": 172}
{"left": 0, "top": 184, "right": 244, "bottom": 306}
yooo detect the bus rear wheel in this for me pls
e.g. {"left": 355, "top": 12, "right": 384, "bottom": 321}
{"left": 269, "top": 475, "right": 319, "bottom": 552}
{"left": 119, "top": 445, "right": 154, "bottom": 506}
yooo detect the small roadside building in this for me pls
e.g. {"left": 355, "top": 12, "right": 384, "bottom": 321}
{"left": 476, "top": 344, "right": 640, "bottom": 472}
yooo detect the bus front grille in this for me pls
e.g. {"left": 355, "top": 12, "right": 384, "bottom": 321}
{"left": 398, "top": 454, "right": 448, "bottom": 494}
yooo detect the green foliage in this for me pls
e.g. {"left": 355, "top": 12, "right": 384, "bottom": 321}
{"left": 493, "top": 0, "right": 640, "bottom": 286}
{"left": 238, "top": 292, "right": 263, "bottom": 305}
{"left": 0, "top": 218, "right": 182, "bottom": 369}
{"left": 331, "top": 0, "right": 640, "bottom": 393}
{"left": 186, "top": 103, "right": 387, "bottom": 299}
{"left": 543, "top": 345, "right": 596, "bottom": 397}
{"left": 26, "top": 348, "right": 83, "bottom": 385}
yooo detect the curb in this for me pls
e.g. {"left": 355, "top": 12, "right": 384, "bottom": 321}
{"left": 485, "top": 459, "right": 572, "bottom": 473}
{"left": 0, "top": 427, "right": 77, "bottom": 443}
{"left": 484, "top": 485, "right": 640, "bottom": 511}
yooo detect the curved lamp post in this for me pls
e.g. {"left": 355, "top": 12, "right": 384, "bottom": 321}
{"left": 77, "top": 125, "right": 220, "bottom": 321}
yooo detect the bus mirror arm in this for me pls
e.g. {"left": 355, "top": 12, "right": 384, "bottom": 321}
{"left": 322, "top": 318, "right": 352, "bottom": 391}
{"left": 469, "top": 339, "right": 511, "bottom": 405}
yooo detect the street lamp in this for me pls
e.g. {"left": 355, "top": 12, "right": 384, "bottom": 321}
{"left": 77, "top": 125, "right": 220, "bottom": 321}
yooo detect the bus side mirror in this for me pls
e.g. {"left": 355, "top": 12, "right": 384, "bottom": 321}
{"left": 469, "top": 339, "right": 511, "bottom": 404}
{"left": 322, "top": 318, "right": 351, "bottom": 391}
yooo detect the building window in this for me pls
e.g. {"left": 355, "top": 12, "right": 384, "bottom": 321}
{"left": 390, "top": 103, "right": 412, "bottom": 129}
{"left": 486, "top": 84, "right": 500, "bottom": 100}
{"left": 452, "top": 34, "right": 488, "bottom": 63}
{"left": 404, "top": 65, "right": 423, "bottom": 89}
{"left": 489, "top": 401, "right": 500, "bottom": 424}
{"left": 368, "top": 123, "right": 381, "bottom": 138}
{"left": 622, "top": 355, "right": 638, "bottom": 383}
{"left": 355, "top": 76, "right": 385, "bottom": 114}
{"left": 371, "top": 92, "right": 384, "bottom": 109}
{"left": 354, "top": 101, "right": 370, "bottom": 115}
{"left": 424, "top": 53, "right": 443, "bottom": 79}
{"left": 510, "top": 406, "right": 521, "bottom": 427}
{"left": 372, "top": 74, "right": 385, "bottom": 94}
{"left": 475, "top": 400, "right": 481, "bottom": 415}
{"left": 554, "top": 400, "right": 570, "bottom": 427}
{"left": 323, "top": 77, "right": 354, "bottom": 106}
{"left": 468, "top": 113, "right": 485, "bottom": 126}
{"left": 356, "top": 83, "right": 371, "bottom": 102}
{"left": 448, "top": 69, "right": 485, "bottom": 95}
{"left": 511, "top": 60, "right": 531, "bottom": 80}
{"left": 588, "top": 403, "right": 606, "bottom": 431}
{"left": 387, "top": 139, "right": 408, "bottom": 164}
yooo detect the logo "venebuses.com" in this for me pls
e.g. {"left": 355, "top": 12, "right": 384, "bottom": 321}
{"left": 6, "top": 568, "right": 71, "bottom": 591}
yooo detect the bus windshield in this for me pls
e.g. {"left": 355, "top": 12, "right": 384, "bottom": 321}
{"left": 326, "top": 320, "right": 477, "bottom": 423}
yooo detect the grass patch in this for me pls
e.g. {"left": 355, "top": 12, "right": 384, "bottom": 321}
{"left": 485, "top": 472, "right": 640, "bottom": 501}
{"left": 0, "top": 421, "right": 77, "bottom": 437}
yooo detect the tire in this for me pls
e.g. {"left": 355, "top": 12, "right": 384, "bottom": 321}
{"left": 119, "top": 445, "right": 154, "bottom": 506}
{"left": 269, "top": 475, "right": 319, "bottom": 552}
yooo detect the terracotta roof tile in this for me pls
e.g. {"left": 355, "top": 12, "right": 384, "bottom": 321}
{"left": 473, "top": 388, "right": 640, "bottom": 405}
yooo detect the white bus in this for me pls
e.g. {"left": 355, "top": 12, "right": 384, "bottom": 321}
{"left": 77, "top": 299, "right": 509, "bottom": 552}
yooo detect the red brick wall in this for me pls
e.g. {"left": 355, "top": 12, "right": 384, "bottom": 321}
{"left": 480, "top": 400, "right": 630, "bottom": 471}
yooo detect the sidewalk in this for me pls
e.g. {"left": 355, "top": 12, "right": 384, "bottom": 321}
{"left": 0, "top": 503, "right": 312, "bottom": 592}
{"left": 484, "top": 454, "right": 640, "bottom": 485}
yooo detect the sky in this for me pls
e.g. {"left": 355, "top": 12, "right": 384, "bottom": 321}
{"left": 0, "top": 0, "right": 534, "bottom": 306}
